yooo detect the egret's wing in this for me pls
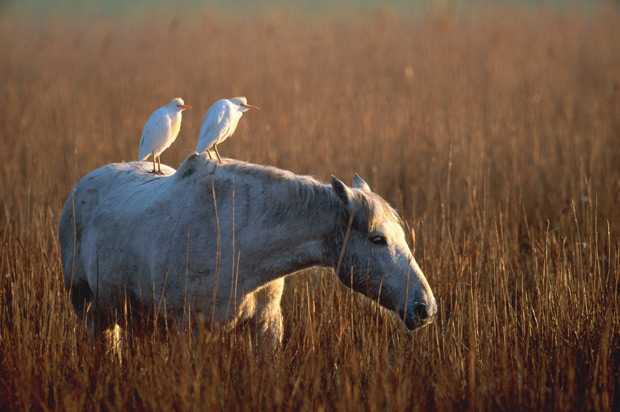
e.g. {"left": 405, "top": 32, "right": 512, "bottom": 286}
{"left": 196, "top": 101, "right": 233, "bottom": 153}
{"left": 138, "top": 108, "right": 171, "bottom": 160}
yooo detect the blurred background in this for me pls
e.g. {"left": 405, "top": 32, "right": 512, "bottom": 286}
{"left": 2, "top": 0, "right": 618, "bottom": 225}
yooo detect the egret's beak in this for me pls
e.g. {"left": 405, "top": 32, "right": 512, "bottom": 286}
{"left": 241, "top": 103, "right": 259, "bottom": 110}
{"left": 180, "top": 105, "right": 192, "bottom": 110}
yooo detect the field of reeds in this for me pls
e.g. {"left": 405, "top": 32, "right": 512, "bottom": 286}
{"left": 1, "top": 3, "right": 619, "bottom": 411}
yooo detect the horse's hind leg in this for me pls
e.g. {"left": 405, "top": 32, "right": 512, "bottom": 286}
{"left": 103, "top": 323, "right": 123, "bottom": 364}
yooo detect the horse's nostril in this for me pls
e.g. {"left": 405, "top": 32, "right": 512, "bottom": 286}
{"left": 414, "top": 304, "right": 428, "bottom": 321}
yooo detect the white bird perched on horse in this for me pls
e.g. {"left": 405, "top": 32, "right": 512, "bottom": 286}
{"left": 196, "top": 97, "right": 259, "bottom": 163}
{"left": 138, "top": 97, "right": 192, "bottom": 174}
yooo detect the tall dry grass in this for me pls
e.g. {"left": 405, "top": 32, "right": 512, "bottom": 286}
{"left": 1, "top": 4, "right": 619, "bottom": 411}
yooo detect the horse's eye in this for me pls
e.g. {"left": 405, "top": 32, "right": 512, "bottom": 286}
{"left": 370, "top": 235, "right": 387, "bottom": 245}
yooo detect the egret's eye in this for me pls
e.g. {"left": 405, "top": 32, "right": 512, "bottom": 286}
{"left": 370, "top": 235, "right": 387, "bottom": 245}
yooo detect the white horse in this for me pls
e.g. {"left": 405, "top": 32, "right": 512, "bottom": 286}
{"left": 58, "top": 153, "right": 436, "bottom": 346}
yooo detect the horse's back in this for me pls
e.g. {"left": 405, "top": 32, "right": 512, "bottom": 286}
{"left": 59, "top": 161, "right": 177, "bottom": 315}
{"left": 59, "top": 161, "right": 175, "bottom": 242}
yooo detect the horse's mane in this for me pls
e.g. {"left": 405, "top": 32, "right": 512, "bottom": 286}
{"left": 177, "top": 153, "right": 320, "bottom": 184}
{"left": 176, "top": 153, "right": 402, "bottom": 231}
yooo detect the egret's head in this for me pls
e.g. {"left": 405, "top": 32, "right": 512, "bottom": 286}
{"left": 230, "top": 96, "right": 259, "bottom": 112}
{"left": 169, "top": 97, "right": 192, "bottom": 112}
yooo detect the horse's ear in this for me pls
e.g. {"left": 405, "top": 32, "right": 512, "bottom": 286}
{"left": 331, "top": 176, "right": 353, "bottom": 207}
{"left": 352, "top": 174, "right": 371, "bottom": 191}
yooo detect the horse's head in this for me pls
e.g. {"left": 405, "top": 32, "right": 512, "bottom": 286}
{"left": 330, "top": 174, "right": 437, "bottom": 330}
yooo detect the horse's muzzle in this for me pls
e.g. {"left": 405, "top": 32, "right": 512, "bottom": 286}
{"left": 398, "top": 299, "right": 437, "bottom": 330}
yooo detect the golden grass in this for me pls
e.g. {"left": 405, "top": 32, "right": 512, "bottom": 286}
{"left": 1, "top": 4, "right": 619, "bottom": 411}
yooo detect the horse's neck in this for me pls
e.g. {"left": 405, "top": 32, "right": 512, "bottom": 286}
{"left": 248, "top": 179, "right": 342, "bottom": 284}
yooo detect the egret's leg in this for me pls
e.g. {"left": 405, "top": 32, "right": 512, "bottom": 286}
{"left": 151, "top": 155, "right": 157, "bottom": 174}
{"left": 206, "top": 149, "right": 213, "bottom": 160}
{"left": 213, "top": 145, "right": 223, "bottom": 164}
{"left": 157, "top": 156, "right": 162, "bottom": 174}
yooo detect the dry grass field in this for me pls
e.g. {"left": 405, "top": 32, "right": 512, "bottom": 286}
{"left": 1, "top": 3, "right": 620, "bottom": 411}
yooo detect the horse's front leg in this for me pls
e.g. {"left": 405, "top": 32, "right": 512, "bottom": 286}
{"left": 229, "top": 278, "right": 284, "bottom": 349}
{"left": 252, "top": 278, "right": 284, "bottom": 349}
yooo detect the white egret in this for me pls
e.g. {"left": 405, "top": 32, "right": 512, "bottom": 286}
{"left": 138, "top": 97, "right": 192, "bottom": 174}
{"left": 196, "top": 97, "right": 259, "bottom": 163}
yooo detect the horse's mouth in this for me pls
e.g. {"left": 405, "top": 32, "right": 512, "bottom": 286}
{"left": 397, "top": 307, "right": 432, "bottom": 330}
